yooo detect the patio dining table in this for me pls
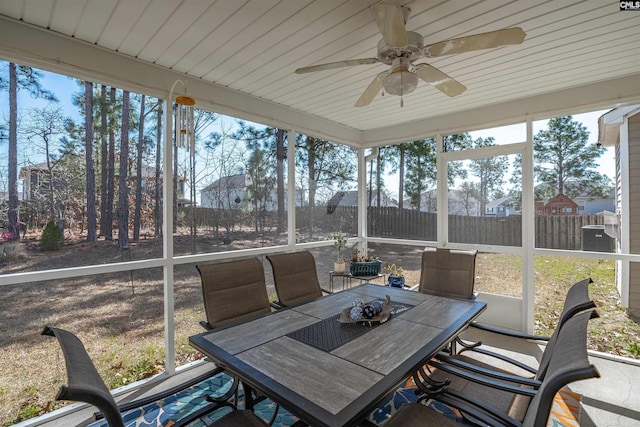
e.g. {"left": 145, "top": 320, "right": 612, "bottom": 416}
{"left": 189, "top": 283, "right": 486, "bottom": 427}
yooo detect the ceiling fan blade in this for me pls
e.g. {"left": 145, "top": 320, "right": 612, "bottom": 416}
{"left": 423, "top": 27, "right": 526, "bottom": 57}
{"left": 355, "top": 71, "right": 388, "bottom": 107}
{"left": 295, "top": 58, "right": 379, "bottom": 74}
{"left": 414, "top": 64, "right": 466, "bottom": 97}
{"left": 370, "top": 3, "right": 408, "bottom": 48}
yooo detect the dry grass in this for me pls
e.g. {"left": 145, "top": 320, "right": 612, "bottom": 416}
{"left": 0, "top": 238, "right": 638, "bottom": 425}
{"left": 0, "top": 242, "right": 26, "bottom": 263}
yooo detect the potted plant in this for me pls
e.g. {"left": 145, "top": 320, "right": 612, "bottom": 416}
{"left": 384, "top": 263, "right": 405, "bottom": 288}
{"left": 332, "top": 232, "right": 348, "bottom": 273}
{"left": 349, "top": 248, "right": 382, "bottom": 276}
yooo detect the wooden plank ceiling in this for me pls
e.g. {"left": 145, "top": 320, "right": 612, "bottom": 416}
{"left": 0, "top": 0, "right": 639, "bottom": 145}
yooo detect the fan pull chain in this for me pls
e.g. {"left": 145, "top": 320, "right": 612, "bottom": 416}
{"left": 400, "top": 66, "right": 404, "bottom": 107}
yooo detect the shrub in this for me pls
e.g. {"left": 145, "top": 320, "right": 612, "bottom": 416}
{"left": 0, "top": 242, "right": 26, "bottom": 262}
{"left": 40, "top": 221, "right": 63, "bottom": 251}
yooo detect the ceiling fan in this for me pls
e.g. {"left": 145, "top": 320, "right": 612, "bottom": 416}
{"left": 295, "top": 3, "right": 526, "bottom": 107}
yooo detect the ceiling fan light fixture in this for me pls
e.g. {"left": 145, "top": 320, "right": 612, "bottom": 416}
{"left": 383, "top": 57, "right": 418, "bottom": 96}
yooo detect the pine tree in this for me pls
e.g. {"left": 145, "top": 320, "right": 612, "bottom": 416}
{"left": 534, "top": 116, "right": 609, "bottom": 199}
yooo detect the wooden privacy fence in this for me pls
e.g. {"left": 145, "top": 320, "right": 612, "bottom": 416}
{"left": 318, "top": 207, "right": 608, "bottom": 250}
{"left": 186, "top": 206, "right": 609, "bottom": 250}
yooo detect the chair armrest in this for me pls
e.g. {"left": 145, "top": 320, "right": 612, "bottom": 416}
{"left": 270, "top": 301, "right": 285, "bottom": 310}
{"left": 470, "top": 321, "right": 551, "bottom": 341}
{"left": 171, "top": 402, "right": 234, "bottom": 427}
{"left": 94, "top": 367, "right": 226, "bottom": 421}
{"left": 461, "top": 347, "right": 539, "bottom": 375}
{"left": 200, "top": 320, "right": 213, "bottom": 331}
{"left": 429, "top": 359, "right": 538, "bottom": 395}
{"left": 434, "top": 354, "right": 540, "bottom": 388}
{"left": 431, "top": 389, "right": 521, "bottom": 427}
{"left": 429, "top": 361, "right": 540, "bottom": 397}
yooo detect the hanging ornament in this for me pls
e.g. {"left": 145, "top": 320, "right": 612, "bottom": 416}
{"left": 175, "top": 95, "right": 196, "bottom": 150}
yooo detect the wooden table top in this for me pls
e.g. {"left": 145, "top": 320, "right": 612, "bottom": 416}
{"left": 189, "top": 283, "right": 486, "bottom": 427}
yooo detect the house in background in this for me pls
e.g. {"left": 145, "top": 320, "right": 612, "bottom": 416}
{"left": 574, "top": 189, "right": 615, "bottom": 214}
{"left": 599, "top": 105, "right": 640, "bottom": 319}
{"left": 327, "top": 190, "right": 396, "bottom": 210}
{"left": 201, "top": 173, "right": 303, "bottom": 211}
{"left": 538, "top": 193, "right": 579, "bottom": 215}
{"left": 20, "top": 161, "right": 159, "bottom": 203}
{"left": 485, "top": 196, "right": 518, "bottom": 217}
{"left": 201, "top": 174, "right": 255, "bottom": 210}
{"left": 18, "top": 162, "right": 66, "bottom": 201}
{"left": 408, "top": 189, "right": 481, "bottom": 216}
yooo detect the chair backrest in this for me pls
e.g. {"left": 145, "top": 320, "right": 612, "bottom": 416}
{"left": 419, "top": 247, "right": 477, "bottom": 300}
{"left": 267, "top": 250, "right": 322, "bottom": 307}
{"left": 535, "top": 277, "right": 596, "bottom": 380}
{"left": 196, "top": 258, "right": 271, "bottom": 329}
{"left": 42, "top": 326, "right": 125, "bottom": 427}
{"left": 522, "top": 310, "right": 600, "bottom": 427}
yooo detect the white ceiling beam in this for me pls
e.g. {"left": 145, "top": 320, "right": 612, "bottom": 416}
{"left": 361, "top": 74, "right": 640, "bottom": 146}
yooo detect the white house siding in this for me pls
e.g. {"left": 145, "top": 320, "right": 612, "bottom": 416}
{"left": 628, "top": 112, "right": 640, "bottom": 318}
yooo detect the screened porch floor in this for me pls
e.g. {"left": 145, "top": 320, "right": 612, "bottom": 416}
{"left": 24, "top": 325, "right": 640, "bottom": 427}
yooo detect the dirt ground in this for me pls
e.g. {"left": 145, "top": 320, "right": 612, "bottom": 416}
{"left": 0, "top": 234, "right": 638, "bottom": 425}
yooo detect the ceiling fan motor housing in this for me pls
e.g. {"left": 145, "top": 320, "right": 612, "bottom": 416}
{"left": 377, "top": 31, "right": 424, "bottom": 64}
{"left": 383, "top": 57, "right": 418, "bottom": 96}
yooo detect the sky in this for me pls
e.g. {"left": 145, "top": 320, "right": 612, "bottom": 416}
{"left": 0, "top": 62, "right": 616, "bottom": 201}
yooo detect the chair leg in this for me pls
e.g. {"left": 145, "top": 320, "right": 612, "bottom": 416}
{"left": 205, "top": 375, "right": 240, "bottom": 406}
{"left": 266, "top": 403, "right": 281, "bottom": 426}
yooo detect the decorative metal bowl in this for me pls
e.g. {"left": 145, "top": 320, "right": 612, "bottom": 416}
{"left": 338, "top": 295, "right": 391, "bottom": 325}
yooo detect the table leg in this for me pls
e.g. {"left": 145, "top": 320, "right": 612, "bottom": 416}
{"left": 242, "top": 383, "right": 255, "bottom": 411}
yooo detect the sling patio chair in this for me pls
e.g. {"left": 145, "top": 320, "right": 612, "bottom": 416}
{"left": 418, "top": 247, "right": 478, "bottom": 356}
{"left": 385, "top": 309, "right": 600, "bottom": 427}
{"left": 267, "top": 250, "right": 330, "bottom": 309}
{"left": 196, "top": 257, "right": 272, "bottom": 331}
{"left": 419, "top": 247, "right": 478, "bottom": 300}
{"left": 196, "top": 257, "right": 280, "bottom": 423}
{"left": 42, "top": 326, "right": 268, "bottom": 427}
{"left": 435, "top": 278, "right": 596, "bottom": 387}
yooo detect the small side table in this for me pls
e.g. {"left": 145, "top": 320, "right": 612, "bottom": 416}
{"left": 329, "top": 271, "right": 386, "bottom": 292}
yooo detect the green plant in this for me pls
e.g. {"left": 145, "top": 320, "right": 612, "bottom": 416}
{"left": 629, "top": 342, "right": 640, "bottom": 356}
{"left": 11, "top": 404, "right": 41, "bottom": 424}
{"left": 332, "top": 232, "right": 348, "bottom": 261}
{"left": 109, "top": 356, "right": 164, "bottom": 388}
{"left": 384, "top": 263, "right": 404, "bottom": 277}
{"left": 40, "top": 221, "right": 62, "bottom": 251}
{"left": 351, "top": 248, "right": 377, "bottom": 263}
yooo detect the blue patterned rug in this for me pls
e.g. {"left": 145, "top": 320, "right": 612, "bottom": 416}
{"left": 86, "top": 372, "right": 450, "bottom": 427}
{"left": 87, "top": 369, "right": 578, "bottom": 426}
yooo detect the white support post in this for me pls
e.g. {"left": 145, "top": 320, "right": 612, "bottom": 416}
{"left": 288, "top": 129, "right": 296, "bottom": 248}
{"left": 162, "top": 81, "right": 182, "bottom": 375}
{"left": 358, "top": 147, "right": 368, "bottom": 251}
{"left": 522, "top": 119, "right": 535, "bottom": 334}
{"left": 436, "top": 134, "right": 448, "bottom": 246}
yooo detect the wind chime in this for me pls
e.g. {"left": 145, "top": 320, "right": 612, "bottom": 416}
{"left": 174, "top": 94, "right": 197, "bottom": 245}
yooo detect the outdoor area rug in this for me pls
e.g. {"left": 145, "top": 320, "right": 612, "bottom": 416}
{"left": 86, "top": 371, "right": 580, "bottom": 426}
